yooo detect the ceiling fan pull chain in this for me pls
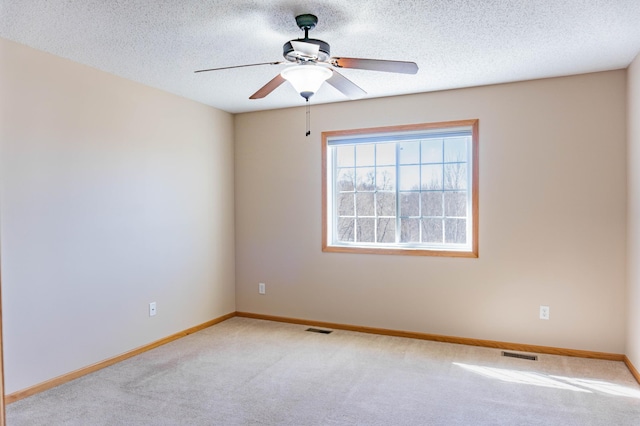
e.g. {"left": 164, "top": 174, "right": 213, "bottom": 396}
{"left": 306, "top": 99, "right": 311, "bottom": 137}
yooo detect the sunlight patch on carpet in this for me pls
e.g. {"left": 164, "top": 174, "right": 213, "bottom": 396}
{"left": 549, "top": 376, "right": 640, "bottom": 398}
{"left": 453, "top": 362, "right": 588, "bottom": 392}
{"left": 454, "top": 362, "right": 640, "bottom": 398}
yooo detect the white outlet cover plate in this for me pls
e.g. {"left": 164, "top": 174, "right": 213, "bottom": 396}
{"left": 540, "top": 305, "right": 550, "bottom": 320}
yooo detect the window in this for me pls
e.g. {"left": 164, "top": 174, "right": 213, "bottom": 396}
{"left": 322, "top": 120, "right": 478, "bottom": 257}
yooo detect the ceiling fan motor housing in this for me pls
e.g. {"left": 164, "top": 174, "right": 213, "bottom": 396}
{"left": 283, "top": 38, "right": 331, "bottom": 62}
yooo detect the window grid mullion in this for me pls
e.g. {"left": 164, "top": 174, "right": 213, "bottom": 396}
{"left": 441, "top": 139, "right": 446, "bottom": 244}
{"left": 331, "top": 147, "right": 338, "bottom": 243}
{"left": 395, "top": 142, "right": 401, "bottom": 244}
{"left": 373, "top": 146, "right": 378, "bottom": 244}
{"left": 354, "top": 147, "right": 358, "bottom": 242}
{"left": 418, "top": 140, "right": 423, "bottom": 244}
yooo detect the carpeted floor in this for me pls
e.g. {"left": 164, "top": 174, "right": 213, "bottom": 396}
{"left": 7, "top": 317, "right": 640, "bottom": 425}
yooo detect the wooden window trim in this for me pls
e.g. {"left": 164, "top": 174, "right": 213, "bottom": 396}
{"left": 321, "top": 119, "right": 479, "bottom": 258}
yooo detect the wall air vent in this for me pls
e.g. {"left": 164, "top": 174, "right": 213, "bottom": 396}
{"left": 501, "top": 351, "right": 538, "bottom": 361}
{"left": 306, "top": 328, "right": 333, "bottom": 334}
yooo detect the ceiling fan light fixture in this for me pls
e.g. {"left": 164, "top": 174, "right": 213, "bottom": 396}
{"left": 281, "top": 65, "right": 332, "bottom": 100}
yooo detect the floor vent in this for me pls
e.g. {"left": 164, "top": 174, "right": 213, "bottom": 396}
{"left": 501, "top": 351, "right": 538, "bottom": 361}
{"left": 306, "top": 328, "right": 333, "bottom": 334}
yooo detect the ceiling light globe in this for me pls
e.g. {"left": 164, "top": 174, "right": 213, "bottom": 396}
{"left": 281, "top": 66, "right": 332, "bottom": 100}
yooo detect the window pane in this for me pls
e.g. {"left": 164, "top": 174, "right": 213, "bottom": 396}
{"left": 400, "top": 192, "right": 419, "bottom": 217}
{"left": 337, "top": 168, "right": 355, "bottom": 191}
{"left": 337, "top": 193, "right": 354, "bottom": 216}
{"left": 376, "top": 192, "right": 396, "bottom": 216}
{"left": 400, "top": 218, "right": 420, "bottom": 243}
{"left": 399, "top": 165, "right": 420, "bottom": 191}
{"left": 444, "top": 164, "right": 467, "bottom": 190}
{"left": 444, "top": 192, "right": 467, "bottom": 217}
{"left": 337, "top": 217, "right": 354, "bottom": 242}
{"left": 422, "top": 192, "right": 443, "bottom": 217}
{"left": 356, "top": 144, "right": 375, "bottom": 166}
{"left": 357, "top": 218, "right": 375, "bottom": 242}
{"left": 324, "top": 120, "right": 477, "bottom": 256}
{"left": 445, "top": 218, "right": 466, "bottom": 244}
{"left": 376, "top": 166, "right": 396, "bottom": 190}
{"left": 422, "top": 218, "right": 443, "bottom": 243}
{"left": 337, "top": 146, "right": 355, "bottom": 167}
{"left": 399, "top": 141, "right": 419, "bottom": 165}
{"left": 356, "top": 167, "right": 376, "bottom": 190}
{"left": 422, "top": 164, "right": 443, "bottom": 190}
{"left": 421, "top": 139, "right": 442, "bottom": 163}
{"left": 376, "top": 143, "right": 396, "bottom": 166}
{"left": 356, "top": 192, "right": 375, "bottom": 216}
{"left": 444, "top": 137, "right": 468, "bottom": 163}
{"left": 376, "top": 218, "right": 395, "bottom": 243}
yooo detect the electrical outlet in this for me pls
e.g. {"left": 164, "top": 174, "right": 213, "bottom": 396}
{"left": 539, "top": 305, "right": 549, "bottom": 320}
{"left": 259, "top": 283, "right": 266, "bottom": 295}
{"left": 149, "top": 302, "right": 157, "bottom": 317}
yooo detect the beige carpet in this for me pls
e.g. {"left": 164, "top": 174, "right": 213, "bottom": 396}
{"left": 7, "top": 317, "right": 640, "bottom": 425}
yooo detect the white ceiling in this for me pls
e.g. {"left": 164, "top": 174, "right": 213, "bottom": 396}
{"left": 2, "top": 1, "right": 640, "bottom": 114}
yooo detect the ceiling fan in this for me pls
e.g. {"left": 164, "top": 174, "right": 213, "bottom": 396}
{"left": 195, "top": 14, "right": 419, "bottom": 101}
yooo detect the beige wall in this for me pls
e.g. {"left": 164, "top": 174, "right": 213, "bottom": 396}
{"left": 0, "top": 34, "right": 633, "bottom": 397}
{"left": 235, "top": 71, "right": 628, "bottom": 354}
{"left": 628, "top": 53, "right": 640, "bottom": 368}
{"left": 0, "top": 38, "right": 236, "bottom": 393}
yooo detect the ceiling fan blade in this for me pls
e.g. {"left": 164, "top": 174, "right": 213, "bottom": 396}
{"left": 291, "top": 41, "right": 320, "bottom": 58}
{"left": 194, "top": 61, "right": 283, "bottom": 73}
{"left": 326, "top": 70, "right": 367, "bottom": 99}
{"left": 330, "top": 57, "right": 418, "bottom": 74}
{"left": 249, "top": 74, "right": 287, "bottom": 99}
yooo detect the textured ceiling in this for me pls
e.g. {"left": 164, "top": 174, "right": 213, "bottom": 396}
{"left": 2, "top": 1, "right": 640, "bottom": 113}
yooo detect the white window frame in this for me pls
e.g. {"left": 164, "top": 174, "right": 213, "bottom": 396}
{"left": 322, "top": 120, "right": 479, "bottom": 257}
